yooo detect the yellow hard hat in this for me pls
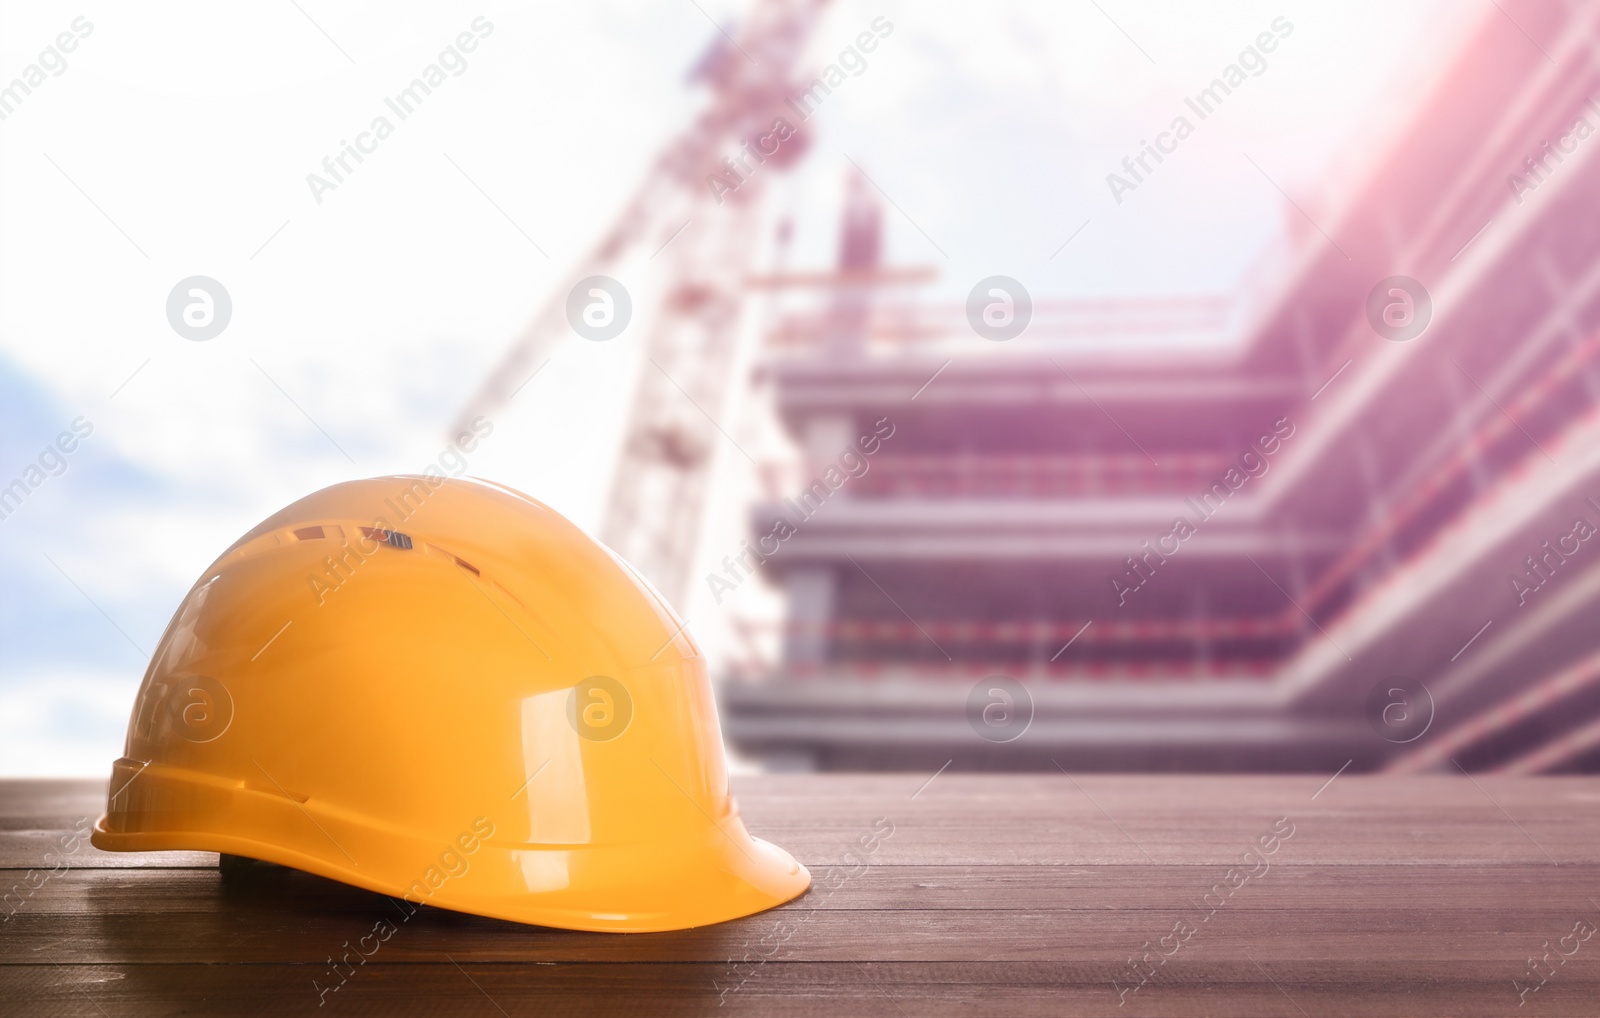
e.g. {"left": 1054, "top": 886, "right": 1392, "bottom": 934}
{"left": 92, "top": 475, "right": 810, "bottom": 932}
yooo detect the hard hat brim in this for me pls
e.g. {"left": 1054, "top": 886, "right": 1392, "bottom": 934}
{"left": 93, "top": 760, "right": 811, "bottom": 933}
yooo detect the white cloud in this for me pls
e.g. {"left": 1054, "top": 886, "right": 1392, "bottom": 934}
{"left": 0, "top": 668, "right": 133, "bottom": 777}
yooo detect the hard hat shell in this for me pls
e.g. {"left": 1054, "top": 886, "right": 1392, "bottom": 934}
{"left": 92, "top": 476, "right": 810, "bottom": 932}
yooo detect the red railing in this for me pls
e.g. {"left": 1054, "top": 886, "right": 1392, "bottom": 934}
{"left": 727, "top": 658, "right": 1278, "bottom": 682}
{"left": 843, "top": 452, "right": 1232, "bottom": 497}
{"left": 766, "top": 296, "right": 1234, "bottom": 348}
{"left": 786, "top": 616, "right": 1295, "bottom": 644}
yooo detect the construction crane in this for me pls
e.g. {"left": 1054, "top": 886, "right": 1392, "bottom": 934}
{"left": 449, "top": 0, "right": 829, "bottom": 609}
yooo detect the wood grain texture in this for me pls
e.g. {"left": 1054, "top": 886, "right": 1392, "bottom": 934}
{"left": 2, "top": 775, "right": 1598, "bottom": 1016}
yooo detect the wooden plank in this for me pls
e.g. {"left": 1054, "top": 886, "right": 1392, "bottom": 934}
{"left": 7, "top": 776, "right": 1598, "bottom": 865}
{"left": 5, "top": 862, "right": 1598, "bottom": 916}
{"left": 0, "top": 779, "right": 104, "bottom": 830}
{"left": 0, "top": 829, "right": 216, "bottom": 869}
{"left": 7, "top": 903, "right": 1600, "bottom": 966}
{"left": 2, "top": 962, "right": 1598, "bottom": 1018}
{"left": 3, "top": 776, "right": 1598, "bottom": 1016}
{"left": 7, "top": 850, "right": 1600, "bottom": 970}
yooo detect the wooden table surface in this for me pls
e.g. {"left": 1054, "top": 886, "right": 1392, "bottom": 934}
{"left": 2, "top": 774, "right": 1598, "bottom": 1016}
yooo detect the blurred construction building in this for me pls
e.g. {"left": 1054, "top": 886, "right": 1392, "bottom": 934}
{"left": 721, "top": 0, "right": 1600, "bottom": 772}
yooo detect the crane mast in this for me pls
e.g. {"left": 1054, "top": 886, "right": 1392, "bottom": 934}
{"left": 450, "top": 0, "right": 828, "bottom": 607}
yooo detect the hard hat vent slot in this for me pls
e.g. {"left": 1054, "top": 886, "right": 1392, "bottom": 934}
{"left": 293, "top": 526, "right": 325, "bottom": 540}
{"left": 361, "top": 527, "right": 414, "bottom": 550}
{"left": 422, "top": 541, "right": 480, "bottom": 575}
